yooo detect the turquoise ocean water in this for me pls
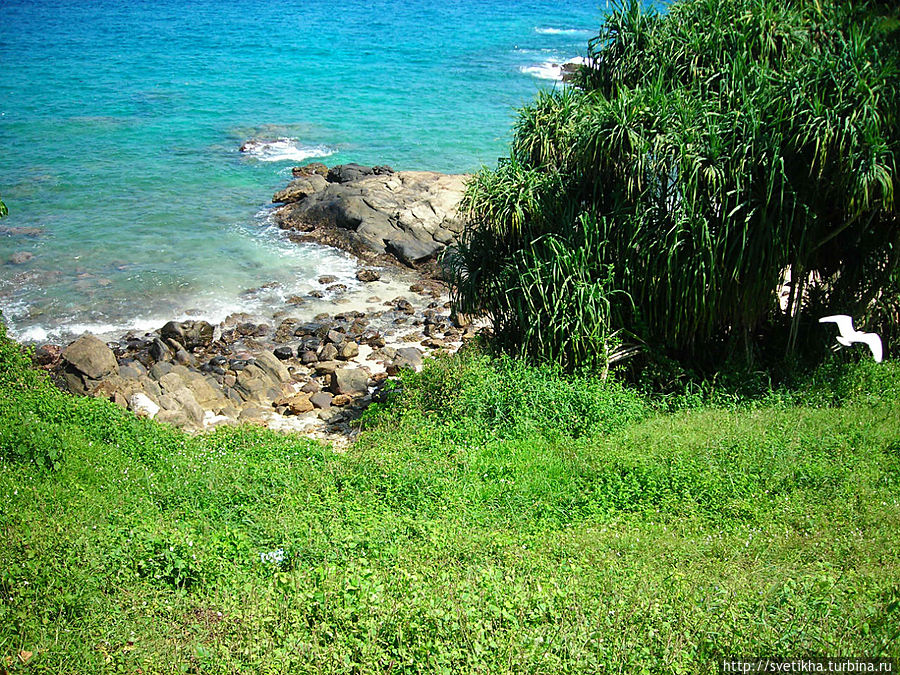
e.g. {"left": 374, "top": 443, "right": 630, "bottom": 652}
{"left": 0, "top": 0, "right": 606, "bottom": 343}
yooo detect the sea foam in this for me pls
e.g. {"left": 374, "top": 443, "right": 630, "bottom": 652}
{"left": 519, "top": 57, "right": 588, "bottom": 81}
{"left": 240, "top": 138, "right": 335, "bottom": 163}
{"left": 534, "top": 27, "right": 594, "bottom": 36}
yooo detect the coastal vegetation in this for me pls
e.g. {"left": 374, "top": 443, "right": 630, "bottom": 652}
{"left": 2, "top": 321, "right": 900, "bottom": 672}
{"left": 449, "top": 0, "right": 900, "bottom": 374}
{"left": 3, "top": 0, "right": 900, "bottom": 672}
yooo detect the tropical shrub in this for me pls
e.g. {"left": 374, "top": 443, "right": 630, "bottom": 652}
{"left": 449, "top": 0, "right": 900, "bottom": 371}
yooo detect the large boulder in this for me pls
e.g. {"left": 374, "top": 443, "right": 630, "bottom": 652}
{"left": 62, "top": 334, "right": 118, "bottom": 381}
{"left": 272, "top": 169, "right": 468, "bottom": 267}
{"left": 331, "top": 368, "right": 369, "bottom": 396}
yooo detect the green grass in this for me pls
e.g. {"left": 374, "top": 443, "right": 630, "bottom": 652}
{"left": 1, "top": 328, "right": 899, "bottom": 673}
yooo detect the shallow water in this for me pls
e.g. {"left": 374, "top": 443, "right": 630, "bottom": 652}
{"left": 0, "top": 0, "right": 609, "bottom": 342}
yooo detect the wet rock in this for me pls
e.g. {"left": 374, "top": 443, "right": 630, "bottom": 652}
{"left": 62, "top": 334, "right": 118, "bottom": 381}
{"left": 356, "top": 268, "right": 380, "bottom": 282}
{"left": 331, "top": 368, "right": 368, "bottom": 396}
{"left": 300, "top": 350, "right": 318, "bottom": 365}
{"left": 149, "top": 337, "right": 172, "bottom": 363}
{"left": 327, "top": 284, "right": 348, "bottom": 293}
{"left": 325, "top": 329, "right": 344, "bottom": 345}
{"left": 318, "top": 275, "right": 338, "bottom": 285}
{"left": 273, "top": 346, "right": 294, "bottom": 361}
{"left": 160, "top": 320, "right": 214, "bottom": 350}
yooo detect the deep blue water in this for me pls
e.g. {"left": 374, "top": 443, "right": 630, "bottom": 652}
{"left": 0, "top": 0, "right": 606, "bottom": 342}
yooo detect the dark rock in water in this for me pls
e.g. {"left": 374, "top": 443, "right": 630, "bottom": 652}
{"left": 237, "top": 322, "right": 257, "bottom": 337}
{"left": 32, "top": 344, "right": 62, "bottom": 369}
{"left": 8, "top": 251, "right": 33, "bottom": 265}
{"left": 160, "top": 320, "right": 214, "bottom": 350}
{"left": 62, "top": 334, "right": 118, "bottom": 381}
{"left": 356, "top": 268, "right": 380, "bottom": 282}
{"left": 273, "top": 346, "right": 294, "bottom": 361}
{"left": 309, "top": 290, "right": 324, "bottom": 299}
{"left": 331, "top": 368, "right": 369, "bottom": 396}
{"left": 327, "top": 283, "right": 348, "bottom": 293}
{"left": 373, "top": 165, "right": 394, "bottom": 175}
{"left": 327, "top": 163, "right": 375, "bottom": 184}
{"left": 286, "top": 295, "right": 305, "bottom": 305}
{"left": 325, "top": 329, "right": 345, "bottom": 345}
{"left": 395, "top": 298, "right": 414, "bottom": 315}
{"left": 0, "top": 225, "right": 44, "bottom": 237}
{"left": 318, "top": 275, "right": 338, "bottom": 285}
{"left": 292, "top": 162, "right": 329, "bottom": 177}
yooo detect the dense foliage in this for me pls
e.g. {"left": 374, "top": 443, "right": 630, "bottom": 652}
{"left": 2, "top": 320, "right": 900, "bottom": 671}
{"left": 449, "top": 0, "right": 900, "bottom": 371}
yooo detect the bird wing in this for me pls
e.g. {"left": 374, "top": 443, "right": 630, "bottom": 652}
{"left": 819, "top": 314, "right": 856, "bottom": 338}
{"left": 857, "top": 332, "right": 883, "bottom": 363}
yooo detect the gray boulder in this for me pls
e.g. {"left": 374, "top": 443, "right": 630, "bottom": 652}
{"left": 62, "top": 334, "right": 118, "bottom": 381}
{"left": 331, "top": 368, "right": 369, "bottom": 396}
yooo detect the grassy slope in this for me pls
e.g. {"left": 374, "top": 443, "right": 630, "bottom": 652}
{"left": 1, "top": 332, "right": 899, "bottom": 673}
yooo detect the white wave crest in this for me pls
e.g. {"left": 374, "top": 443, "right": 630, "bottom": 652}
{"left": 240, "top": 138, "right": 334, "bottom": 163}
{"left": 534, "top": 27, "right": 593, "bottom": 36}
{"left": 519, "top": 57, "right": 588, "bottom": 81}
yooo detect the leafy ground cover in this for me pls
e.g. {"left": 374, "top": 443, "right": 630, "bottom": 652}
{"left": 1, "top": 326, "right": 899, "bottom": 673}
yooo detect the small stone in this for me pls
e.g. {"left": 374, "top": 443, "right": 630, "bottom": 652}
{"left": 300, "top": 380, "right": 321, "bottom": 393}
{"left": 309, "top": 290, "right": 324, "bottom": 299}
{"left": 273, "top": 346, "right": 294, "bottom": 361}
{"left": 338, "top": 341, "right": 360, "bottom": 360}
{"left": 356, "top": 268, "right": 380, "bottom": 282}
{"left": 409, "top": 283, "right": 424, "bottom": 293}
{"left": 327, "top": 283, "right": 348, "bottom": 293}
{"left": 310, "top": 391, "right": 333, "bottom": 409}
{"left": 318, "top": 275, "right": 338, "bottom": 285}
{"left": 319, "top": 343, "right": 339, "bottom": 361}
{"left": 332, "top": 394, "right": 352, "bottom": 406}
{"left": 286, "top": 295, "right": 305, "bottom": 305}
{"left": 300, "top": 350, "right": 318, "bottom": 364}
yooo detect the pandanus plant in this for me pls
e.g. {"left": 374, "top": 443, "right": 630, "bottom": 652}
{"left": 449, "top": 0, "right": 899, "bottom": 371}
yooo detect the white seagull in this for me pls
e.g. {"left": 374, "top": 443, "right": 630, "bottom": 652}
{"left": 819, "top": 315, "right": 883, "bottom": 363}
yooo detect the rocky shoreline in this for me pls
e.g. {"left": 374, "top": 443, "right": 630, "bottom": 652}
{"left": 28, "top": 163, "right": 475, "bottom": 446}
